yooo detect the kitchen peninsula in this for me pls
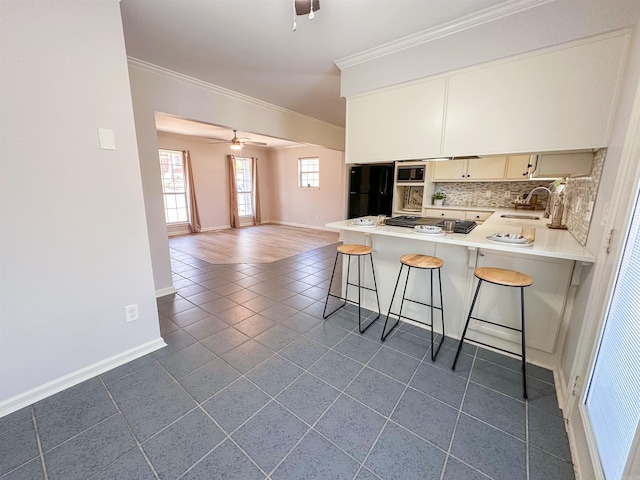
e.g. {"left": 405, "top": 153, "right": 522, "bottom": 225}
{"left": 326, "top": 209, "right": 594, "bottom": 370}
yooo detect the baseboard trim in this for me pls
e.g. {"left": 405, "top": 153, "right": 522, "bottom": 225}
{"left": 155, "top": 286, "right": 177, "bottom": 298}
{"left": 267, "top": 220, "right": 340, "bottom": 233}
{"left": 0, "top": 338, "right": 167, "bottom": 417}
{"left": 557, "top": 365, "right": 568, "bottom": 412}
{"left": 200, "top": 225, "right": 231, "bottom": 232}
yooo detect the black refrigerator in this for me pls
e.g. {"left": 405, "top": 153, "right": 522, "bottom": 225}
{"left": 348, "top": 165, "right": 394, "bottom": 219}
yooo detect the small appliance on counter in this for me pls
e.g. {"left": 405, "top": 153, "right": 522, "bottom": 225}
{"left": 385, "top": 215, "right": 477, "bottom": 234}
{"left": 548, "top": 191, "right": 568, "bottom": 229}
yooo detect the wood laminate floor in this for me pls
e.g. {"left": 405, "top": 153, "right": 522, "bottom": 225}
{"left": 168, "top": 224, "right": 340, "bottom": 264}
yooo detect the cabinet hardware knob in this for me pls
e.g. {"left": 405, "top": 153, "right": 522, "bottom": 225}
{"left": 479, "top": 252, "right": 485, "bottom": 257}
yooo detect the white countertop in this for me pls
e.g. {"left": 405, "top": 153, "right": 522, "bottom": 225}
{"left": 326, "top": 208, "right": 595, "bottom": 263}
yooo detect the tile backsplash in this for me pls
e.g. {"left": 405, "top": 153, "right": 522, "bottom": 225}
{"left": 433, "top": 181, "right": 553, "bottom": 209}
{"left": 433, "top": 148, "right": 605, "bottom": 246}
{"left": 563, "top": 148, "right": 605, "bottom": 246}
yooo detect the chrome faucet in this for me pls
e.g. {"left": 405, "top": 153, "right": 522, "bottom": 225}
{"left": 525, "top": 186, "right": 553, "bottom": 218}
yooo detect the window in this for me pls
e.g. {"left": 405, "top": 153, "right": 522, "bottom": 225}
{"left": 299, "top": 157, "right": 319, "bottom": 188}
{"left": 235, "top": 157, "right": 253, "bottom": 216}
{"left": 159, "top": 149, "right": 189, "bottom": 224}
{"left": 585, "top": 185, "right": 640, "bottom": 479}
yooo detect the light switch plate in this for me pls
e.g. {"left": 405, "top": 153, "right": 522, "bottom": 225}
{"left": 98, "top": 128, "right": 116, "bottom": 150}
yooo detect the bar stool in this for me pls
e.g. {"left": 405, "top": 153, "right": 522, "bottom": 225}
{"left": 381, "top": 254, "right": 445, "bottom": 361}
{"left": 452, "top": 266, "right": 533, "bottom": 398}
{"left": 323, "top": 244, "right": 381, "bottom": 333}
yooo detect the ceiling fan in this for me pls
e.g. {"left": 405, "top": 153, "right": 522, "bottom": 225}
{"left": 208, "top": 130, "right": 267, "bottom": 150}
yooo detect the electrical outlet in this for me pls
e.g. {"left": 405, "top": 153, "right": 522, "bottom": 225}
{"left": 585, "top": 200, "right": 594, "bottom": 221}
{"left": 485, "top": 191, "right": 491, "bottom": 198}
{"left": 315, "top": 214, "right": 319, "bottom": 219}
{"left": 125, "top": 304, "right": 139, "bottom": 323}
{"left": 504, "top": 191, "right": 511, "bottom": 198}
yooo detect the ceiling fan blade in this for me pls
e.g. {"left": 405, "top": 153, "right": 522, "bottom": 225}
{"left": 244, "top": 141, "right": 268, "bottom": 146}
{"left": 207, "top": 136, "right": 229, "bottom": 142}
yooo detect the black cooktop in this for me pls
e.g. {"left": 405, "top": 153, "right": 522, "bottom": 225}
{"left": 386, "top": 216, "right": 477, "bottom": 234}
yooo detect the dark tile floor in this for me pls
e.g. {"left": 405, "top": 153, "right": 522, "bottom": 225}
{"left": 0, "top": 243, "right": 576, "bottom": 480}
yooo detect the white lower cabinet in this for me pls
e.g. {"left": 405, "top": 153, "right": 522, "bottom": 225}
{"left": 424, "top": 208, "right": 465, "bottom": 219}
{"left": 339, "top": 229, "right": 575, "bottom": 364}
{"left": 465, "top": 211, "right": 493, "bottom": 222}
{"left": 469, "top": 249, "right": 573, "bottom": 353}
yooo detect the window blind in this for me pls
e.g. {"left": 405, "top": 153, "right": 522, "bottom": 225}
{"left": 585, "top": 195, "right": 640, "bottom": 479}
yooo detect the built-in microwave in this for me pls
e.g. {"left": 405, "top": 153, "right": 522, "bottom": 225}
{"left": 396, "top": 165, "right": 425, "bottom": 183}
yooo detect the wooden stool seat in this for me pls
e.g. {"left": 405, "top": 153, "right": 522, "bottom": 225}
{"left": 400, "top": 254, "right": 444, "bottom": 269}
{"left": 338, "top": 244, "right": 373, "bottom": 256}
{"left": 475, "top": 267, "right": 532, "bottom": 287}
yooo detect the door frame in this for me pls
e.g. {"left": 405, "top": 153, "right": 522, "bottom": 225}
{"left": 564, "top": 75, "right": 640, "bottom": 479}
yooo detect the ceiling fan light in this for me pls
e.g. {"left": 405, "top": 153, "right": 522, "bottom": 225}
{"left": 230, "top": 142, "right": 242, "bottom": 150}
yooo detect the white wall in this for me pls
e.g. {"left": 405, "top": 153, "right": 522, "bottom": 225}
{"left": 128, "top": 63, "right": 345, "bottom": 294}
{"left": 560, "top": 22, "right": 640, "bottom": 388}
{"left": 269, "top": 146, "right": 346, "bottom": 228}
{"left": 157, "top": 132, "right": 273, "bottom": 228}
{"left": 0, "top": 0, "right": 162, "bottom": 414}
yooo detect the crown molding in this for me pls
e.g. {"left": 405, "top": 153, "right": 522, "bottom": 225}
{"left": 335, "top": 0, "right": 554, "bottom": 70}
{"left": 127, "top": 57, "right": 344, "bottom": 132}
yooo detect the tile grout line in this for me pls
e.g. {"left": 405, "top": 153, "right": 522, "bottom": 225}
{"left": 238, "top": 327, "right": 371, "bottom": 476}
{"left": 98, "top": 376, "right": 161, "bottom": 480}
{"left": 354, "top": 331, "right": 434, "bottom": 479}
{"left": 526, "top": 400, "right": 531, "bottom": 480}
{"left": 160, "top": 248, "right": 563, "bottom": 480}
{"left": 439, "top": 352, "right": 478, "bottom": 480}
{"left": 30, "top": 405, "right": 49, "bottom": 480}
{"left": 256, "top": 314, "right": 390, "bottom": 477}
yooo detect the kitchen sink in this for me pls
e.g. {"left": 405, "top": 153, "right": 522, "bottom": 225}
{"left": 500, "top": 214, "right": 540, "bottom": 220}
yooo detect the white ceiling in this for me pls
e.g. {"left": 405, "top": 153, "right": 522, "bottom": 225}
{"left": 121, "top": 0, "right": 639, "bottom": 146}
{"left": 120, "top": 0, "right": 509, "bottom": 128}
{"left": 154, "top": 113, "right": 301, "bottom": 148}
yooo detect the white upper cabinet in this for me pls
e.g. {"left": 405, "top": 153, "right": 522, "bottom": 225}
{"left": 505, "top": 155, "right": 534, "bottom": 180}
{"left": 432, "top": 159, "right": 466, "bottom": 180}
{"left": 346, "top": 78, "right": 446, "bottom": 164}
{"left": 443, "top": 33, "right": 629, "bottom": 156}
{"left": 345, "top": 31, "right": 628, "bottom": 164}
{"left": 466, "top": 156, "right": 506, "bottom": 180}
{"left": 432, "top": 156, "right": 506, "bottom": 181}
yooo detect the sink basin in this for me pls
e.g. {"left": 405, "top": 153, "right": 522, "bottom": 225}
{"left": 501, "top": 214, "right": 540, "bottom": 220}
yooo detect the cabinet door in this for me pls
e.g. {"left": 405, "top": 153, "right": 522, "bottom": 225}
{"left": 432, "top": 159, "right": 467, "bottom": 181}
{"left": 466, "top": 156, "right": 506, "bottom": 180}
{"left": 443, "top": 33, "right": 628, "bottom": 155}
{"left": 505, "top": 155, "right": 533, "bottom": 180}
{"left": 346, "top": 78, "right": 446, "bottom": 163}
